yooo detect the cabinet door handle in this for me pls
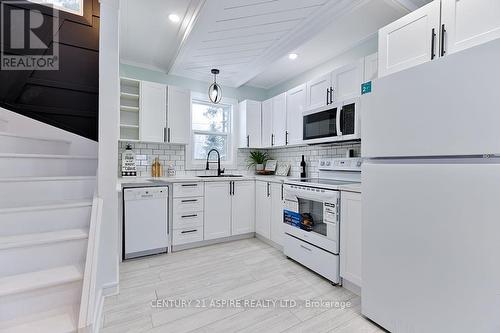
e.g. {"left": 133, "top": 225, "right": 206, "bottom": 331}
{"left": 326, "top": 88, "right": 330, "bottom": 105}
{"left": 181, "top": 229, "right": 198, "bottom": 234}
{"left": 330, "top": 87, "right": 334, "bottom": 104}
{"left": 285, "top": 131, "right": 289, "bottom": 145}
{"left": 167, "top": 128, "right": 171, "bottom": 142}
{"left": 440, "top": 24, "right": 446, "bottom": 57}
{"left": 267, "top": 182, "right": 270, "bottom": 197}
{"left": 271, "top": 134, "right": 274, "bottom": 146}
{"left": 232, "top": 181, "right": 235, "bottom": 196}
{"left": 300, "top": 245, "right": 312, "bottom": 252}
{"left": 431, "top": 28, "right": 436, "bottom": 60}
{"left": 247, "top": 135, "right": 250, "bottom": 148}
{"left": 163, "top": 127, "right": 167, "bottom": 142}
{"left": 281, "top": 184, "right": 284, "bottom": 201}
{"left": 181, "top": 184, "right": 198, "bottom": 187}
{"left": 181, "top": 214, "right": 198, "bottom": 218}
{"left": 181, "top": 199, "right": 197, "bottom": 203}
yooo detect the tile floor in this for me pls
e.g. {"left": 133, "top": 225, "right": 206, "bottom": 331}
{"left": 102, "top": 238, "right": 384, "bottom": 333}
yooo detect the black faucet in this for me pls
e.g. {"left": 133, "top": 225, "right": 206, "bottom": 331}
{"left": 205, "top": 149, "right": 225, "bottom": 176}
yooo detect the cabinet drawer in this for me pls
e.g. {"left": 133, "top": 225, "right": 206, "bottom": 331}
{"left": 172, "top": 227, "right": 203, "bottom": 245}
{"left": 173, "top": 197, "right": 204, "bottom": 213}
{"left": 283, "top": 234, "right": 340, "bottom": 284}
{"left": 173, "top": 212, "right": 203, "bottom": 230}
{"left": 173, "top": 182, "right": 204, "bottom": 198}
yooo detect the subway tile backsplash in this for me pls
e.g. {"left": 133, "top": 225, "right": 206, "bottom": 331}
{"left": 119, "top": 141, "right": 360, "bottom": 178}
{"left": 238, "top": 143, "right": 361, "bottom": 178}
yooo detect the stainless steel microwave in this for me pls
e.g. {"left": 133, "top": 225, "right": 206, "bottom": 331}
{"left": 302, "top": 98, "right": 360, "bottom": 144}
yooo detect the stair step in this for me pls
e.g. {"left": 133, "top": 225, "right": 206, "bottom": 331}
{"left": 0, "top": 229, "right": 88, "bottom": 277}
{"left": 0, "top": 305, "right": 78, "bottom": 333}
{"left": 0, "top": 119, "right": 7, "bottom": 131}
{"left": 0, "top": 229, "right": 88, "bottom": 251}
{"left": 0, "top": 200, "right": 92, "bottom": 237}
{"left": 0, "top": 265, "right": 83, "bottom": 297}
{"left": 0, "top": 176, "right": 95, "bottom": 206}
{"left": 0, "top": 153, "right": 97, "bottom": 177}
{"left": 0, "top": 132, "right": 71, "bottom": 155}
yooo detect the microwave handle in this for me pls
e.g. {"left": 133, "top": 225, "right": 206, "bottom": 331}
{"left": 336, "top": 107, "right": 342, "bottom": 136}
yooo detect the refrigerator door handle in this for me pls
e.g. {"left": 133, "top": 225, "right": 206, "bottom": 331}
{"left": 336, "top": 107, "right": 342, "bottom": 136}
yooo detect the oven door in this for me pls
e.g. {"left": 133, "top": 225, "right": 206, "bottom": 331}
{"left": 302, "top": 104, "right": 341, "bottom": 144}
{"left": 283, "top": 185, "right": 340, "bottom": 254}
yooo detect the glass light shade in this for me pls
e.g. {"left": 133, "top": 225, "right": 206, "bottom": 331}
{"left": 208, "top": 82, "right": 222, "bottom": 104}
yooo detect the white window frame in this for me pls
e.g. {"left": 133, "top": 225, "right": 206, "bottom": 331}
{"left": 27, "top": 0, "right": 84, "bottom": 16}
{"left": 186, "top": 92, "right": 239, "bottom": 171}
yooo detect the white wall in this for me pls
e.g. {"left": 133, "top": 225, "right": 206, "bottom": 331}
{"left": 266, "top": 36, "right": 377, "bottom": 98}
{"left": 95, "top": 0, "right": 120, "bottom": 327}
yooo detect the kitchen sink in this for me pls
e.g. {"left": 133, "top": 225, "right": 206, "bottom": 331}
{"left": 197, "top": 175, "right": 244, "bottom": 178}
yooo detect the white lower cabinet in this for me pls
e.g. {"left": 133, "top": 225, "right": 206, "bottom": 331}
{"left": 231, "top": 181, "right": 255, "bottom": 235}
{"left": 172, "top": 183, "right": 204, "bottom": 246}
{"left": 255, "top": 181, "right": 271, "bottom": 239}
{"left": 256, "top": 181, "right": 284, "bottom": 246}
{"left": 204, "top": 181, "right": 232, "bottom": 240}
{"left": 340, "top": 191, "right": 362, "bottom": 287}
{"left": 270, "top": 182, "right": 284, "bottom": 246}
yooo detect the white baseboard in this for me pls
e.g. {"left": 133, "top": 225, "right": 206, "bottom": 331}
{"left": 342, "top": 279, "right": 361, "bottom": 296}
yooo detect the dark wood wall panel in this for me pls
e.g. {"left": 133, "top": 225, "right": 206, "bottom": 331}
{"left": 0, "top": 0, "right": 100, "bottom": 141}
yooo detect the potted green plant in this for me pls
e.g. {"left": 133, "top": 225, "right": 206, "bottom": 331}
{"left": 247, "top": 151, "right": 269, "bottom": 172}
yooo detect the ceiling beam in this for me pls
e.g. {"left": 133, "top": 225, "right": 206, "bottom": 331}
{"left": 390, "top": 0, "right": 418, "bottom": 12}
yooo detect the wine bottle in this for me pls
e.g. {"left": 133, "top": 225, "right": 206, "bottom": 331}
{"left": 300, "top": 155, "right": 306, "bottom": 178}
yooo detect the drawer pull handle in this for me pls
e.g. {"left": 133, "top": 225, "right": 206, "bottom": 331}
{"left": 181, "top": 214, "right": 198, "bottom": 218}
{"left": 181, "top": 199, "right": 198, "bottom": 203}
{"left": 300, "top": 245, "right": 312, "bottom": 252}
{"left": 181, "top": 184, "right": 198, "bottom": 187}
{"left": 181, "top": 229, "right": 197, "bottom": 234}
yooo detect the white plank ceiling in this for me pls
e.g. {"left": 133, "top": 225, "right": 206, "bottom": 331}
{"left": 121, "top": 0, "right": 432, "bottom": 89}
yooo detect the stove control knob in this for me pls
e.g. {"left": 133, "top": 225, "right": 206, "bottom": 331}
{"left": 326, "top": 161, "right": 331, "bottom": 166}
{"left": 320, "top": 161, "right": 325, "bottom": 166}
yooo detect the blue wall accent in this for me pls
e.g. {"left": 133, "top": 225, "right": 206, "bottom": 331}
{"left": 120, "top": 64, "right": 269, "bottom": 102}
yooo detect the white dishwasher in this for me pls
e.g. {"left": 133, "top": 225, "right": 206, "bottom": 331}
{"left": 123, "top": 186, "right": 169, "bottom": 259}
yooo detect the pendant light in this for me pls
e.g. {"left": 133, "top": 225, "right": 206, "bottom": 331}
{"left": 208, "top": 69, "right": 222, "bottom": 104}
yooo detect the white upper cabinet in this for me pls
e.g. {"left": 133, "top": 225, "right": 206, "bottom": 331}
{"left": 332, "top": 60, "right": 364, "bottom": 101}
{"left": 364, "top": 53, "right": 378, "bottom": 82}
{"left": 272, "top": 92, "right": 287, "bottom": 147}
{"left": 261, "top": 98, "right": 273, "bottom": 148}
{"left": 378, "top": 1, "right": 441, "bottom": 78}
{"left": 204, "top": 182, "right": 231, "bottom": 240}
{"left": 238, "top": 100, "right": 261, "bottom": 149}
{"left": 441, "top": 0, "right": 500, "bottom": 55}
{"left": 140, "top": 81, "right": 166, "bottom": 143}
{"left": 167, "top": 86, "right": 190, "bottom": 144}
{"left": 231, "top": 181, "right": 255, "bottom": 235}
{"left": 286, "top": 84, "right": 306, "bottom": 145}
{"left": 306, "top": 73, "right": 331, "bottom": 111}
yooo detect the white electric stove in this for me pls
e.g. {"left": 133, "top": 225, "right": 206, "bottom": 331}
{"left": 283, "top": 157, "right": 362, "bottom": 284}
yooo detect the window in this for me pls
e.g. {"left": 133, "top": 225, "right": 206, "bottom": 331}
{"left": 28, "top": 0, "right": 83, "bottom": 16}
{"left": 187, "top": 94, "right": 238, "bottom": 170}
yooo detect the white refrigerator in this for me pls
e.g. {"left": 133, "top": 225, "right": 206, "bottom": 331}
{"left": 361, "top": 39, "right": 500, "bottom": 332}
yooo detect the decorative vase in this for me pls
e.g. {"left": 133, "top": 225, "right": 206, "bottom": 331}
{"left": 256, "top": 164, "right": 264, "bottom": 171}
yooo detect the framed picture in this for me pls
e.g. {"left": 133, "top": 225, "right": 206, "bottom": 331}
{"left": 265, "top": 160, "right": 277, "bottom": 172}
{"left": 275, "top": 163, "right": 291, "bottom": 176}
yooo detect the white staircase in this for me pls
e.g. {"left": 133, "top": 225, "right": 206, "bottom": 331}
{"left": 0, "top": 117, "right": 97, "bottom": 333}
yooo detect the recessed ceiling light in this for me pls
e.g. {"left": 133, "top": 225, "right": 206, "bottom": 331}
{"left": 169, "top": 14, "right": 180, "bottom": 23}
{"left": 288, "top": 53, "right": 298, "bottom": 60}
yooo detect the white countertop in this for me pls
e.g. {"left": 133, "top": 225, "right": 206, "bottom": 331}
{"left": 117, "top": 174, "right": 289, "bottom": 191}
{"left": 339, "top": 183, "right": 362, "bottom": 193}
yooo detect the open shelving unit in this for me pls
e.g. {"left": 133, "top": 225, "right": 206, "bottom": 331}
{"left": 120, "top": 77, "right": 140, "bottom": 141}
